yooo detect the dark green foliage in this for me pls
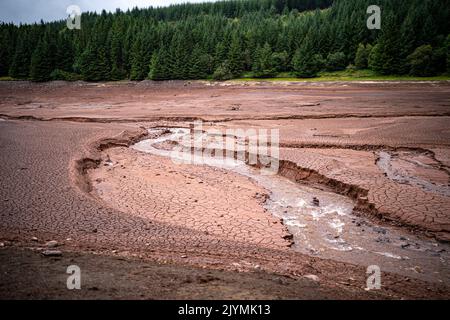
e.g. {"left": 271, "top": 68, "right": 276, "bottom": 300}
{"left": 228, "top": 35, "right": 244, "bottom": 77}
{"left": 447, "top": 35, "right": 450, "bottom": 74}
{"left": 325, "top": 52, "right": 347, "bottom": 71}
{"left": 1, "top": 0, "right": 448, "bottom": 81}
{"left": 50, "top": 69, "right": 82, "bottom": 81}
{"left": 252, "top": 43, "right": 276, "bottom": 78}
{"left": 292, "top": 36, "right": 323, "bottom": 78}
{"left": 30, "top": 35, "right": 54, "bottom": 82}
{"left": 407, "top": 45, "right": 447, "bottom": 77}
{"left": 212, "top": 61, "right": 234, "bottom": 80}
{"left": 79, "top": 42, "right": 110, "bottom": 81}
{"left": 355, "top": 43, "right": 372, "bottom": 69}
{"left": 9, "top": 32, "right": 33, "bottom": 79}
{"left": 407, "top": 45, "right": 433, "bottom": 76}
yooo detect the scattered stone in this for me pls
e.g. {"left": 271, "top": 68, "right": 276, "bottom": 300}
{"left": 31, "top": 236, "right": 38, "bottom": 242}
{"left": 41, "top": 250, "right": 62, "bottom": 257}
{"left": 304, "top": 274, "right": 320, "bottom": 282}
{"left": 412, "top": 266, "right": 423, "bottom": 274}
{"left": 45, "top": 240, "right": 59, "bottom": 248}
{"left": 373, "top": 227, "right": 387, "bottom": 234}
{"left": 181, "top": 255, "right": 188, "bottom": 259}
{"left": 312, "top": 197, "right": 320, "bottom": 207}
{"left": 0, "top": 242, "right": 4, "bottom": 247}
{"left": 282, "top": 234, "right": 294, "bottom": 241}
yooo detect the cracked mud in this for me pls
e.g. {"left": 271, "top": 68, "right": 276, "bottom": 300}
{"left": 1, "top": 80, "right": 450, "bottom": 299}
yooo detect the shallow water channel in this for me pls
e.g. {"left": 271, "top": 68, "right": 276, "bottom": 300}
{"left": 132, "top": 128, "right": 450, "bottom": 284}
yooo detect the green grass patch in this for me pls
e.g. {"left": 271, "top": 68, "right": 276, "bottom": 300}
{"left": 236, "top": 69, "right": 450, "bottom": 82}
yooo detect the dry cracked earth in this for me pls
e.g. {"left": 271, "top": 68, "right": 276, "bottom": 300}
{"left": 0, "top": 80, "right": 450, "bottom": 300}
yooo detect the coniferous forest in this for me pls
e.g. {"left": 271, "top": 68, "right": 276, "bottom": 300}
{"left": 0, "top": 0, "right": 449, "bottom": 82}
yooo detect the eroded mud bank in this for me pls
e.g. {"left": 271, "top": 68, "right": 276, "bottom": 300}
{"left": 126, "top": 128, "right": 450, "bottom": 284}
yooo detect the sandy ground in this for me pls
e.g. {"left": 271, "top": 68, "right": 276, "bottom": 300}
{"left": 0, "top": 80, "right": 449, "bottom": 299}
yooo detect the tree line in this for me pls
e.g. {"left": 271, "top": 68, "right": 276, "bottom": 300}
{"left": 0, "top": 0, "right": 448, "bottom": 82}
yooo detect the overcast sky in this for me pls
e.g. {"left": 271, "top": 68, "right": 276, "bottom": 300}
{"left": 0, "top": 0, "right": 217, "bottom": 24}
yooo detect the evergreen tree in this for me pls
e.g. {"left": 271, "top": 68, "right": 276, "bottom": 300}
{"left": 55, "top": 32, "right": 74, "bottom": 72}
{"left": 355, "top": 43, "right": 372, "bottom": 69}
{"left": 292, "top": 36, "right": 322, "bottom": 78}
{"left": 325, "top": 52, "right": 346, "bottom": 71}
{"left": 9, "top": 33, "right": 31, "bottom": 79}
{"left": 130, "top": 35, "right": 147, "bottom": 80}
{"left": 369, "top": 13, "right": 403, "bottom": 75}
{"left": 79, "top": 42, "right": 110, "bottom": 81}
{"left": 228, "top": 35, "right": 244, "bottom": 77}
{"left": 252, "top": 43, "right": 276, "bottom": 78}
{"left": 1, "top": 0, "right": 448, "bottom": 81}
{"left": 189, "top": 45, "right": 210, "bottom": 79}
{"left": 212, "top": 60, "right": 234, "bottom": 80}
{"left": 30, "top": 33, "right": 54, "bottom": 82}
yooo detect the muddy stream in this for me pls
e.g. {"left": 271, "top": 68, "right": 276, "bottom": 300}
{"left": 130, "top": 128, "right": 450, "bottom": 284}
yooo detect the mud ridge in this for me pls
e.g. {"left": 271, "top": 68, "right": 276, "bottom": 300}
{"left": 271, "top": 159, "right": 449, "bottom": 242}
{"left": 71, "top": 128, "right": 148, "bottom": 194}
{"left": 170, "top": 139, "right": 448, "bottom": 242}
{"left": 2, "top": 112, "right": 450, "bottom": 125}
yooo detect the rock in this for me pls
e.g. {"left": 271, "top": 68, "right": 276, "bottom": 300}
{"left": 412, "top": 266, "right": 423, "bottom": 273}
{"left": 45, "top": 240, "right": 59, "bottom": 248}
{"left": 304, "top": 274, "right": 320, "bottom": 282}
{"left": 41, "top": 250, "right": 62, "bottom": 257}
{"left": 282, "top": 234, "right": 294, "bottom": 241}
{"left": 312, "top": 197, "right": 320, "bottom": 207}
{"left": 92, "top": 228, "right": 98, "bottom": 233}
{"left": 0, "top": 242, "right": 4, "bottom": 247}
{"left": 31, "top": 237, "right": 38, "bottom": 242}
{"left": 181, "top": 255, "right": 188, "bottom": 259}
{"left": 373, "top": 226, "right": 387, "bottom": 234}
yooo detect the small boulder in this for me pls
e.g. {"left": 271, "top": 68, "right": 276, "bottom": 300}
{"left": 304, "top": 274, "right": 320, "bottom": 282}
{"left": 45, "top": 240, "right": 59, "bottom": 248}
{"left": 41, "top": 250, "right": 62, "bottom": 257}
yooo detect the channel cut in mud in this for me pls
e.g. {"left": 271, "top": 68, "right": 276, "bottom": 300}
{"left": 1, "top": 80, "right": 450, "bottom": 300}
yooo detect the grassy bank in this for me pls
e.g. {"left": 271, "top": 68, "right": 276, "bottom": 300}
{"left": 1, "top": 70, "right": 449, "bottom": 83}
{"left": 237, "top": 70, "right": 450, "bottom": 82}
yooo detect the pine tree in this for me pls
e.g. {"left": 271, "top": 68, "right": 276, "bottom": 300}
{"left": 355, "top": 43, "right": 371, "bottom": 69}
{"left": 292, "top": 35, "right": 322, "bottom": 78}
{"left": 130, "top": 35, "right": 147, "bottom": 80}
{"left": 407, "top": 45, "right": 434, "bottom": 76}
{"left": 369, "top": 13, "right": 403, "bottom": 75}
{"left": 79, "top": 42, "right": 110, "bottom": 81}
{"left": 252, "top": 43, "right": 276, "bottom": 78}
{"left": 325, "top": 52, "right": 346, "bottom": 71}
{"left": 149, "top": 48, "right": 170, "bottom": 80}
{"left": 56, "top": 32, "right": 74, "bottom": 72}
{"left": 189, "top": 45, "right": 210, "bottom": 79}
{"left": 212, "top": 60, "right": 233, "bottom": 81}
{"left": 228, "top": 35, "right": 244, "bottom": 77}
{"left": 30, "top": 34, "right": 54, "bottom": 82}
{"left": 9, "top": 33, "right": 31, "bottom": 79}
